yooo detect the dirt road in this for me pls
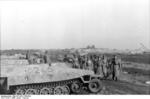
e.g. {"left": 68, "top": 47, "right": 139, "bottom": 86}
{"left": 99, "top": 63, "right": 150, "bottom": 95}
{"left": 102, "top": 80, "right": 150, "bottom": 94}
{"left": 100, "top": 71, "right": 150, "bottom": 95}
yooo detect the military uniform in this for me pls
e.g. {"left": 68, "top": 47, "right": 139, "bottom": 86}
{"left": 87, "top": 59, "right": 93, "bottom": 70}
{"left": 93, "top": 56, "right": 98, "bottom": 74}
{"left": 73, "top": 57, "right": 80, "bottom": 69}
{"left": 97, "top": 58, "right": 103, "bottom": 76}
{"left": 111, "top": 56, "right": 120, "bottom": 81}
{"left": 44, "top": 51, "right": 51, "bottom": 66}
{"left": 101, "top": 57, "right": 108, "bottom": 78}
{"left": 78, "top": 56, "right": 82, "bottom": 69}
{"left": 26, "top": 51, "right": 31, "bottom": 64}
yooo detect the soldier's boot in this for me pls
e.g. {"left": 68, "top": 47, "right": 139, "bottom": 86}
{"left": 94, "top": 69, "right": 97, "bottom": 74}
{"left": 104, "top": 73, "right": 108, "bottom": 79}
{"left": 112, "top": 71, "right": 115, "bottom": 80}
{"left": 114, "top": 76, "right": 118, "bottom": 81}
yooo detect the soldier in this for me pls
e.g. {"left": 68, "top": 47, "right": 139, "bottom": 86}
{"left": 26, "top": 50, "right": 30, "bottom": 60}
{"left": 43, "top": 51, "right": 51, "bottom": 66}
{"left": 70, "top": 54, "right": 75, "bottom": 68}
{"left": 93, "top": 55, "right": 98, "bottom": 74}
{"left": 101, "top": 55, "right": 108, "bottom": 78}
{"left": 63, "top": 54, "right": 68, "bottom": 62}
{"left": 78, "top": 55, "right": 82, "bottom": 69}
{"left": 111, "top": 55, "right": 121, "bottom": 81}
{"left": 73, "top": 55, "right": 80, "bottom": 69}
{"left": 26, "top": 50, "right": 33, "bottom": 64}
{"left": 26, "top": 50, "right": 30, "bottom": 64}
{"left": 96, "top": 56, "right": 103, "bottom": 76}
{"left": 106, "top": 57, "right": 113, "bottom": 78}
{"left": 86, "top": 56, "right": 92, "bottom": 70}
{"left": 81, "top": 56, "right": 85, "bottom": 69}
{"left": 76, "top": 55, "right": 80, "bottom": 69}
{"left": 82, "top": 55, "right": 86, "bottom": 69}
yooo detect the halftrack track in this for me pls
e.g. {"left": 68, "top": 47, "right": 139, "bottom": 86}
{"left": 10, "top": 78, "right": 84, "bottom": 95}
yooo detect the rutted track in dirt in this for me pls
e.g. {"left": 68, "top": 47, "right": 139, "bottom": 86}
{"left": 102, "top": 80, "right": 150, "bottom": 94}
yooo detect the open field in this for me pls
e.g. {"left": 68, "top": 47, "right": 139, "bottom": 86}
{"left": 1, "top": 49, "right": 150, "bottom": 64}
{"left": 121, "top": 53, "right": 150, "bottom": 64}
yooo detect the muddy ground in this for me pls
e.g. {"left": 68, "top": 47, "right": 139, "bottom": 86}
{"left": 78, "top": 62, "right": 150, "bottom": 95}
{"left": 99, "top": 62, "right": 150, "bottom": 95}
{"left": 80, "top": 73, "right": 150, "bottom": 95}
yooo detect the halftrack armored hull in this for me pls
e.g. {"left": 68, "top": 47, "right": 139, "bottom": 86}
{"left": 0, "top": 60, "right": 103, "bottom": 95}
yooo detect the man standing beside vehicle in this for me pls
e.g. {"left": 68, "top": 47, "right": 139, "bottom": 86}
{"left": 43, "top": 51, "right": 51, "bottom": 66}
{"left": 111, "top": 55, "right": 122, "bottom": 81}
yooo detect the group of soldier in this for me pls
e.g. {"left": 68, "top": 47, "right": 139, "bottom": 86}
{"left": 26, "top": 50, "right": 122, "bottom": 81}
{"left": 64, "top": 54, "right": 122, "bottom": 81}
{"left": 26, "top": 51, "right": 52, "bottom": 66}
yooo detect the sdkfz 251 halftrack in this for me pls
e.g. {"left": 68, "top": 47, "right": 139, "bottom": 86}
{"left": 0, "top": 62, "right": 103, "bottom": 95}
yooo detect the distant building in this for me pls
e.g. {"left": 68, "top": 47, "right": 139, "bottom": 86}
{"left": 86, "top": 45, "right": 96, "bottom": 49}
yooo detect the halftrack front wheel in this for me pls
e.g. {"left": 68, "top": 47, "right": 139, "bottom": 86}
{"left": 71, "top": 82, "right": 82, "bottom": 94}
{"left": 88, "top": 79, "right": 102, "bottom": 93}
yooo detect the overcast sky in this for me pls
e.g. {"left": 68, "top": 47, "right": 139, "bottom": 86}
{"left": 0, "top": 0, "right": 150, "bottom": 50}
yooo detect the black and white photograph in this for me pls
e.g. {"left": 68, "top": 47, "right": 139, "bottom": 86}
{"left": 0, "top": 0, "right": 150, "bottom": 96}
